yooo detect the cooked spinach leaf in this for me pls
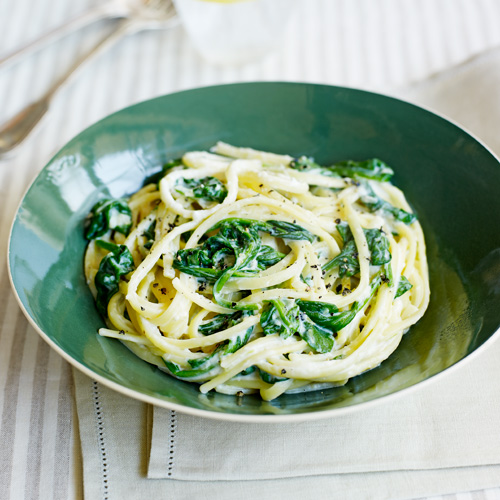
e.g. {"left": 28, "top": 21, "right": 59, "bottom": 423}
{"left": 187, "top": 345, "right": 225, "bottom": 370}
{"left": 199, "top": 312, "right": 240, "bottom": 335}
{"left": 360, "top": 183, "right": 417, "bottom": 225}
{"left": 289, "top": 157, "right": 394, "bottom": 182}
{"left": 210, "top": 218, "right": 315, "bottom": 243}
{"left": 255, "top": 245, "right": 286, "bottom": 268}
{"left": 175, "top": 220, "right": 259, "bottom": 278}
{"left": 94, "top": 240, "right": 135, "bottom": 317}
{"left": 174, "top": 218, "right": 312, "bottom": 309}
{"left": 336, "top": 221, "right": 351, "bottom": 242}
{"left": 260, "top": 298, "right": 335, "bottom": 353}
{"left": 142, "top": 219, "right": 156, "bottom": 250}
{"left": 164, "top": 324, "right": 254, "bottom": 379}
{"left": 322, "top": 222, "right": 391, "bottom": 277}
{"left": 261, "top": 299, "right": 300, "bottom": 339}
{"left": 296, "top": 300, "right": 352, "bottom": 333}
{"left": 297, "top": 273, "right": 382, "bottom": 337}
{"left": 258, "top": 367, "right": 288, "bottom": 383}
{"left": 395, "top": 275, "right": 412, "bottom": 298}
{"left": 328, "top": 159, "right": 394, "bottom": 182}
{"left": 382, "top": 262, "right": 394, "bottom": 287}
{"left": 240, "top": 366, "right": 256, "bottom": 376}
{"left": 199, "top": 310, "right": 250, "bottom": 335}
{"left": 164, "top": 356, "right": 219, "bottom": 379}
{"left": 225, "top": 326, "right": 254, "bottom": 354}
{"left": 323, "top": 239, "right": 359, "bottom": 277}
{"left": 256, "top": 219, "right": 315, "bottom": 243}
{"left": 85, "top": 199, "right": 132, "bottom": 240}
{"left": 322, "top": 221, "right": 359, "bottom": 277}
{"left": 298, "top": 317, "right": 335, "bottom": 354}
{"left": 176, "top": 176, "right": 228, "bottom": 203}
{"left": 289, "top": 156, "right": 338, "bottom": 177}
{"left": 364, "top": 228, "right": 391, "bottom": 266}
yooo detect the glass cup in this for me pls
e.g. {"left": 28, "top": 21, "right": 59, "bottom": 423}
{"left": 172, "top": 0, "right": 297, "bottom": 65}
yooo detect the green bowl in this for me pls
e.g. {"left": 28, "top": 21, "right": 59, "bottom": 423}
{"left": 8, "top": 82, "right": 500, "bottom": 421}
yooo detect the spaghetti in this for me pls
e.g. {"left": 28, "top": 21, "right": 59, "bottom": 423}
{"left": 84, "top": 142, "right": 429, "bottom": 401}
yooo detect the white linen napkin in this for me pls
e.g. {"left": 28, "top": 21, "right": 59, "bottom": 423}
{"left": 148, "top": 338, "right": 500, "bottom": 481}
{"left": 74, "top": 47, "right": 500, "bottom": 500}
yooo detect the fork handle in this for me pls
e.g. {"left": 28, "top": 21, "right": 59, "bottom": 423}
{"left": 0, "top": 2, "right": 125, "bottom": 71}
{"left": 0, "top": 19, "right": 134, "bottom": 157}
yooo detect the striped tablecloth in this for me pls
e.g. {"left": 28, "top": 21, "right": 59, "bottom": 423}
{"left": 1, "top": 1, "right": 500, "bottom": 499}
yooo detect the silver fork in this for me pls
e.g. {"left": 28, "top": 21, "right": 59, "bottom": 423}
{"left": 0, "top": 0, "right": 178, "bottom": 158}
{"left": 0, "top": 0, "right": 130, "bottom": 71}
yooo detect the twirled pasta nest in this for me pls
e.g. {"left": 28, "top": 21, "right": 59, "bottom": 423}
{"left": 84, "top": 142, "right": 429, "bottom": 401}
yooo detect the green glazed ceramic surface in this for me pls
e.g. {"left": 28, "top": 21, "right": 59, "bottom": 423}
{"left": 8, "top": 82, "right": 500, "bottom": 421}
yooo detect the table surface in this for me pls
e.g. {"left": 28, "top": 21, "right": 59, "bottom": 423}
{"left": 2, "top": 1, "right": 500, "bottom": 499}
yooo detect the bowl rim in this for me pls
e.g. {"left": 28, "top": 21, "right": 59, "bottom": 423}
{"left": 8, "top": 81, "right": 500, "bottom": 422}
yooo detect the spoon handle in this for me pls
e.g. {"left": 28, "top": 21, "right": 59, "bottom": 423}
{"left": 0, "top": 19, "right": 133, "bottom": 158}
{"left": 0, "top": 3, "right": 126, "bottom": 72}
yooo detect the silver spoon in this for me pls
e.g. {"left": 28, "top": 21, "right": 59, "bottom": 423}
{"left": 0, "top": 0, "right": 178, "bottom": 158}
